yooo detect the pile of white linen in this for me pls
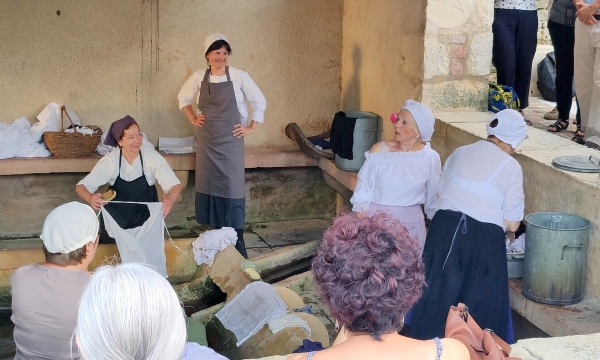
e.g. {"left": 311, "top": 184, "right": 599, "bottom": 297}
{"left": 0, "top": 117, "right": 51, "bottom": 159}
{"left": 0, "top": 102, "right": 88, "bottom": 159}
{"left": 192, "top": 227, "right": 238, "bottom": 266}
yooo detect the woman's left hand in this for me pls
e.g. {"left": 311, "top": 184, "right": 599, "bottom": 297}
{"left": 232, "top": 122, "right": 257, "bottom": 138}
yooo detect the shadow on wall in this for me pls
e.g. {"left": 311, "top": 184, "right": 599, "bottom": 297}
{"left": 341, "top": 45, "right": 361, "bottom": 111}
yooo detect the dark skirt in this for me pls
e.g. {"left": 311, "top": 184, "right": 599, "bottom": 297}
{"left": 408, "top": 209, "right": 512, "bottom": 342}
{"left": 195, "top": 192, "right": 245, "bottom": 229}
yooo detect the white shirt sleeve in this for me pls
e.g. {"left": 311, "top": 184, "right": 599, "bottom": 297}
{"left": 502, "top": 165, "right": 524, "bottom": 222}
{"left": 77, "top": 152, "right": 119, "bottom": 193}
{"left": 143, "top": 149, "right": 181, "bottom": 193}
{"left": 350, "top": 155, "right": 373, "bottom": 212}
{"left": 177, "top": 71, "right": 201, "bottom": 110}
{"left": 424, "top": 150, "right": 442, "bottom": 219}
{"left": 239, "top": 70, "right": 266, "bottom": 123}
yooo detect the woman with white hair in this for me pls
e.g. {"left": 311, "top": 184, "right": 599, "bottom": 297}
{"left": 350, "top": 100, "right": 441, "bottom": 249}
{"left": 76, "top": 263, "right": 227, "bottom": 360}
{"left": 408, "top": 109, "right": 528, "bottom": 344}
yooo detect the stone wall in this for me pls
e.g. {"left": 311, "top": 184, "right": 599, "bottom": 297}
{"left": 538, "top": 0, "right": 551, "bottom": 45}
{"left": 0, "top": 0, "right": 343, "bottom": 148}
{"left": 420, "top": 0, "right": 494, "bottom": 112}
{"left": 0, "top": 168, "right": 335, "bottom": 238}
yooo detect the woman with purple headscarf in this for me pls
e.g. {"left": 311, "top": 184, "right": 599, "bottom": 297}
{"left": 350, "top": 100, "right": 441, "bottom": 250}
{"left": 76, "top": 116, "right": 182, "bottom": 244}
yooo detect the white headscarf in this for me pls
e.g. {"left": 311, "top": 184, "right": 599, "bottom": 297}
{"left": 486, "top": 109, "right": 528, "bottom": 149}
{"left": 402, "top": 100, "right": 435, "bottom": 142}
{"left": 204, "top": 33, "right": 228, "bottom": 55}
{"left": 41, "top": 202, "right": 99, "bottom": 254}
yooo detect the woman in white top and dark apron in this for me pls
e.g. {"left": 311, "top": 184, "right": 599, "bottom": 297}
{"left": 76, "top": 116, "right": 182, "bottom": 245}
{"left": 408, "top": 109, "right": 528, "bottom": 344}
{"left": 178, "top": 34, "right": 266, "bottom": 258}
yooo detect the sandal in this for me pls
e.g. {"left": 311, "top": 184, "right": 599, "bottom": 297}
{"left": 547, "top": 119, "right": 569, "bottom": 132}
{"left": 572, "top": 125, "right": 585, "bottom": 145}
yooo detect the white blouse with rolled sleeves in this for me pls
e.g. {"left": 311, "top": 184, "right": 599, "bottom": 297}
{"left": 350, "top": 143, "right": 442, "bottom": 219}
{"left": 177, "top": 66, "right": 266, "bottom": 127}
{"left": 78, "top": 146, "right": 181, "bottom": 194}
{"left": 435, "top": 140, "right": 524, "bottom": 229}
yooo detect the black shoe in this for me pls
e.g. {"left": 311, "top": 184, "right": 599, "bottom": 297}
{"left": 235, "top": 229, "right": 249, "bottom": 258}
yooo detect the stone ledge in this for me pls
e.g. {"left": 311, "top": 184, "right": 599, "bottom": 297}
{"left": 509, "top": 279, "right": 600, "bottom": 337}
{"left": 0, "top": 147, "right": 318, "bottom": 176}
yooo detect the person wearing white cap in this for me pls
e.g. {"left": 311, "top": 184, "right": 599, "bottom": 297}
{"left": 10, "top": 201, "right": 100, "bottom": 360}
{"left": 177, "top": 33, "right": 267, "bottom": 258}
{"left": 350, "top": 99, "right": 441, "bottom": 250}
{"left": 408, "top": 109, "right": 527, "bottom": 345}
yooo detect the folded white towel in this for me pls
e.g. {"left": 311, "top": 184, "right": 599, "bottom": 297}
{"left": 268, "top": 314, "right": 311, "bottom": 336}
{"left": 216, "top": 282, "right": 288, "bottom": 346}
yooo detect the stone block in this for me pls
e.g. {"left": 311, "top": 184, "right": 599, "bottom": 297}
{"left": 202, "top": 247, "right": 252, "bottom": 300}
{"left": 206, "top": 316, "right": 307, "bottom": 359}
{"left": 426, "top": 0, "right": 475, "bottom": 29}
{"left": 450, "top": 45, "right": 466, "bottom": 59}
{"left": 450, "top": 34, "right": 467, "bottom": 44}
{"left": 421, "top": 80, "right": 488, "bottom": 111}
{"left": 423, "top": 36, "right": 449, "bottom": 80}
{"left": 477, "top": 0, "right": 495, "bottom": 27}
{"left": 451, "top": 60, "right": 464, "bottom": 77}
{"left": 467, "top": 32, "right": 493, "bottom": 76}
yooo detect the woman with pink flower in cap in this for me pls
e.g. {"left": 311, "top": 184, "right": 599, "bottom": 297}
{"left": 350, "top": 100, "right": 441, "bottom": 250}
{"left": 177, "top": 34, "right": 266, "bottom": 258}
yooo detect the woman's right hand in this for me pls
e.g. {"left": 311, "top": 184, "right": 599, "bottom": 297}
{"left": 88, "top": 193, "right": 104, "bottom": 211}
{"left": 192, "top": 113, "right": 206, "bottom": 127}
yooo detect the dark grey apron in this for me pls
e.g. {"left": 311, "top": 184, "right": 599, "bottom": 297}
{"left": 196, "top": 66, "right": 245, "bottom": 199}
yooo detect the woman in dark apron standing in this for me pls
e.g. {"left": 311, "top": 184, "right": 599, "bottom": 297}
{"left": 178, "top": 34, "right": 267, "bottom": 258}
{"left": 76, "top": 116, "right": 183, "bottom": 244}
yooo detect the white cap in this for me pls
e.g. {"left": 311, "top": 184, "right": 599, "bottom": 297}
{"left": 41, "top": 202, "right": 99, "bottom": 254}
{"left": 204, "top": 33, "right": 228, "bottom": 55}
{"left": 402, "top": 100, "right": 435, "bottom": 142}
{"left": 486, "top": 109, "right": 528, "bottom": 150}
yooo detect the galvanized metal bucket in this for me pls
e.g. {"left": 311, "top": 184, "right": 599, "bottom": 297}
{"left": 334, "top": 111, "right": 381, "bottom": 171}
{"left": 522, "top": 212, "right": 591, "bottom": 305}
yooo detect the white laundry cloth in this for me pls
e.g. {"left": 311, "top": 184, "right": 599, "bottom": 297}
{"left": 192, "top": 227, "right": 238, "bottom": 266}
{"left": 0, "top": 117, "right": 51, "bottom": 159}
{"left": 506, "top": 233, "right": 525, "bottom": 253}
{"left": 101, "top": 202, "right": 167, "bottom": 277}
{"left": 31, "top": 102, "right": 81, "bottom": 141}
{"left": 216, "top": 282, "right": 288, "bottom": 346}
{"left": 268, "top": 314, "right": 311, "bottom": 336}
{"left": 64, "top": 126, "right": 96, "bottom": 135}
{"left": 159, "top": 136, "right": 196, "bottom": 154}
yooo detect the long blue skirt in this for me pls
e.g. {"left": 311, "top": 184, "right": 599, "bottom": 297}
{"left": 408, "top": 209, "right": 514, "bottom": 343}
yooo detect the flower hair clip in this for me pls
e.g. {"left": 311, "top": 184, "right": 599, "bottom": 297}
{"left": 390, "top": 113, "right": 398, "bottom": 124}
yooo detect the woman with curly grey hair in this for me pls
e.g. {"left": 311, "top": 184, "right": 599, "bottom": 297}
{"left": 287, "top": 213, "right": 468, "bottom": 360}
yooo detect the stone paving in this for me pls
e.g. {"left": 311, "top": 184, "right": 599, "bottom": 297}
{"left": 523, "top": 96, "right": 580, "bottom": 143}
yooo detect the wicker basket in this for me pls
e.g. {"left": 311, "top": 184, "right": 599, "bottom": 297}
{"left": 285, "top": 123, "right": 334, "bottom": 160}
{"left": 43, "top": 106, "right": 102, "bottom": 157}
